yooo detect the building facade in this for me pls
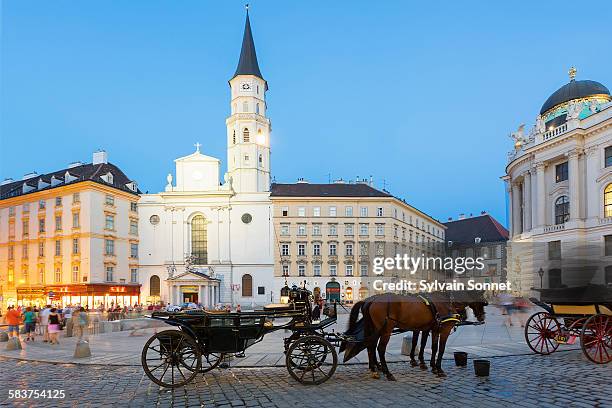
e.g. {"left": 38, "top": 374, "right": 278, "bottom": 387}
{"left": 0, "top": 151, "right": 140, "bottom": 309}
{"left": 444, "top": 213, "right": 509, "bottom": 289}
{"left": 137, "top": 11, "right": 274, "bottom": 308}
{"left": 504, "top": 68, "right": 612, "bottom": 293}
{"left": 270, "top": 182, "right": 446, "bottom": 303}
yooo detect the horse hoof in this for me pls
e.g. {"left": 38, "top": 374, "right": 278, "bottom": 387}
{"left": 410, "top": 360, "right": 418, "bottom": 367}
{"left": 431, "top": 367, "right": 438, "bottom": 375}
{"left": 419, "top": 364, "right": 428, "bottom": 370}
{"left": 386, "top": 374, "right": 397, "bottom": 381}
{"left": 437, "top": 371, "right": 447, "bottom": 378}
{"left": 371, "top": 372, "right": 380, "bottom": 380}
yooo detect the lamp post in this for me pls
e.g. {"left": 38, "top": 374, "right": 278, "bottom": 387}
{"left": 538, "top": 267, "right": 545, "bottom": 289}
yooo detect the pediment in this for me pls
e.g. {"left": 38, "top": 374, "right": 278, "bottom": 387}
{"left": 167, "top": 269, "right": 217, "bottom": 282}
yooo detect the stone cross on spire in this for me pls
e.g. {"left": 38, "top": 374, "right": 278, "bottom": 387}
{"left": 194, "top": 142, "right": 201, "bottom": 153}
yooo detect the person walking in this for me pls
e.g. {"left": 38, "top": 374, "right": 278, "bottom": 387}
{"left": 73, "top": 307, "right": 89, "bottom": 340}
{"left": 39, "top": 305, "right": 51, "bottom": 342}
{"left": 23, "top": 307, "right": 37, "bottom": 342}
{"left": 48, "top": 308, "right": 61, "bottom": 345}
{"left": 5, "top": 306, "right": 21, "bottom": 339}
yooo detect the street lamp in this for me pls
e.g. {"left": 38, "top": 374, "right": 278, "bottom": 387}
{"left": 538, "top": 267, "right": 545, "bottom": 288}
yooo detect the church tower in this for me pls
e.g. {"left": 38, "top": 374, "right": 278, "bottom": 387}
{"left": 226, "top": 9, "right": 271, "bottom": 193}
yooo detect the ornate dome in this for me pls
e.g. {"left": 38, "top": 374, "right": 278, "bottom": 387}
{"left": 540, "top": 70, "right": 610, "bottom": 115}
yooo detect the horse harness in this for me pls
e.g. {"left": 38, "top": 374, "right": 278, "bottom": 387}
{"left": 417, "top": 294, "right": 462, "bottom": 327}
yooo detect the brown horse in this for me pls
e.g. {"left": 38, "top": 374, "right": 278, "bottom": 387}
{"left": 344, "top": 291, "right": 486, "bottom": 380}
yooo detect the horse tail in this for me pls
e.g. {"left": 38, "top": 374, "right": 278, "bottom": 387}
{"left": 347, "top": 300, "right": 365, "bottom": 333}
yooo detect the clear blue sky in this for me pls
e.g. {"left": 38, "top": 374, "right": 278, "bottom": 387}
{"left": 2, "top": 1, "right": 611, "bottom": 226}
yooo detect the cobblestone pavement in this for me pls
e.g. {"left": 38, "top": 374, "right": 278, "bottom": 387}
{"left": 0, "top": 351, "right": 610, "bottom": 408}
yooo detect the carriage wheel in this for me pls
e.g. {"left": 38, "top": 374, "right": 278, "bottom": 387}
{"left": 141, "top": 330, "right": 202, "bottom": 388}
{"left": 286, "top": 335, "right": 337, "bottom": 385}
{"left": 580, "top": 314, "right": 612, "bottom": 364}
{"left": 524, "top": 312, "right": 561, "bottom": 355}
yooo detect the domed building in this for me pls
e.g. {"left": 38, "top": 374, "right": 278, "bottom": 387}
{"left": 504, "top": 68, "right": 612, "bottom": 293}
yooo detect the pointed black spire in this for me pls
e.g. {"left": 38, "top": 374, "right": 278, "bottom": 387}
{"left": 233, "top": 9, "right": 264, "bottom": 80}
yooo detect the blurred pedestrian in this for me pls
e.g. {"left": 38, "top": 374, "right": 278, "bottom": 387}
{"left": 74, "top": 307, "right": 89, "bottom": 340}
{"left": 5, "top": 306, "right": 21, "bottom": 339}
{"left": 48, "top": 308, "right": 61, "bottom": 345}
{"left": 23, "top": 307, "right": 37, "bottom": 342}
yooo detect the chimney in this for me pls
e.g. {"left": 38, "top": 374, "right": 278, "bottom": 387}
{"left": 93, "top": 150, "right": 108, "bottom": 165}
{"left": 481, "top": 210, "right": 487, "bottom": 215}
{"left": 297, "top": 178, "right": 308, "bottom": 184}
{"left": 459, "top": 213, "right": 466, "bottom": 220}
{"left": 1, "top": 178, "right": 14, "bottom": 185}
{"left": 22, "top": 172, "right": 38, "bottom": 180}
{"left": 333, "top": 178, "right": 345, "bottom": 184}
{"left": 68, "top": 161, "right": 83, "bottom": 168}
{"left": 447, "top": 217, "right": 453, "bottom": 221}
{"left": 369, "top": 175, "right": 373, "bottom": 187}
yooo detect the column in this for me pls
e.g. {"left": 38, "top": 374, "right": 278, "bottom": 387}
{"left": 531, "top": 165, "right": 538, "bottom": 229}
{"left": 585, "top": 146, "right": 600, "bottom": 219}
{"left": 198, "top": 285, "right": 203, "bottom": 306}
{"left": 524, "top": 171, "right": 532, "bottom": 231}
{"left": 512, "top": 182, "right": 521, "bottom": 236}
{"left": 508, "top": 185, "right": 514, "bottom": 237}
{"left": 536, "top": 163, "right": 546, "bottom": 227}
{"left": 203, "top": 283, "right": 210, "bottom": 308}
{"left": 568, "top": 149, "right": 580, "bottom": 220}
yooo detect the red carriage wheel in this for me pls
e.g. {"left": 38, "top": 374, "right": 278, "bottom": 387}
{"left": 524, "top": 312, "right": 561, "bottom": 355}
{"left": 580, "top": 314, "right": 612, "bottom": 364}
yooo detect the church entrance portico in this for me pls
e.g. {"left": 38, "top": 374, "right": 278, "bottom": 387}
{"left": 167, "top": 271, "right": 220, "bottom": 308}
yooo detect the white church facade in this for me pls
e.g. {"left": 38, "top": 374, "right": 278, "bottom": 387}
{"left": 137, "top": 12, "right": 274, "bottom": 308}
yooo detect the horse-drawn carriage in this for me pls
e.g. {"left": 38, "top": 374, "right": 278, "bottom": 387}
{"left": 141, "top": 284, "right": 341, "bottom": 388}
{"left": 525, "top": 284, "right": 612, "bottom": 364}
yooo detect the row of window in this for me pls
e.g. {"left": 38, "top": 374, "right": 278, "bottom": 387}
{"left": 5, "top": 264, "right": 138, "bottom": 286}
{"left": 549, "top": 183, "right": 612, "bottom": 226}
{"left": 9, "top": 212, "right": 138, "bottom": 239}
{"left": 280, "top": 206, "right": 443, "bottom": 237}
{"left": 6, "top": 193, "right": 137, "bottom": 218}
{"left": 5, "top": 265, "right": 83, "bottom": 286}
{"left": 7, "top": 238, "right": 81, "bottom": 259}
{"left": 281, "top": 263, "right": 369, "bottom": 277}
{"left": 279, "top": 222, "right": 439, "bottom": 242}
{"left": 7, "top": 239, "right": 138, "bottom": 260}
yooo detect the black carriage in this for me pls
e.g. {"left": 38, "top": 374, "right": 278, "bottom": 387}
{"left": 525, "top": 284, "right": 612, "bottom": 364}
{"left": 141, "top": 285, "right": 340, "bottom": 388}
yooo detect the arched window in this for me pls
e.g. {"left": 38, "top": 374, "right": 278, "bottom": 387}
{"left": 256, "top": 103, "right": 260, "bottom": 114}
{"left": 243, "top": 101, "right": 248, "bottom": 112}
{"left": 191, "top": 215, "right": 208, "bottom": 265}
{"left": 150, "top": 275, "right": 160, "bottom": 297}
{"left": 604, "top": 184, "right": 612, "bottom": 218}
{"left": 243, "top": 128, "right": 250, "bottom": 143}
{"left": 232, "top": 130, "right": 236, "bottom": 145}
{"left": 242, "top": 274, "right": 253, "bottom": 297}
{"left": 555, "top": 196, "right": 569, "bottom": 225}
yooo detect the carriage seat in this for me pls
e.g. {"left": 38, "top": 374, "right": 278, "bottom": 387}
{"left": 263, "top": 303, "right": 293, "bottom": 311}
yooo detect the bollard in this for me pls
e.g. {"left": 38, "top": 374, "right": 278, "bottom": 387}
{"left": 0, "top": 332, "right": 8, "bottom": 342}
{"left": 6, "top": 337, "right": 22, "bottom": 351}
{"left": 73, "top": 340, "right": 92, "bottom": 358}
{"left": 400, "top": 334, "right": 413, "bottom": 355}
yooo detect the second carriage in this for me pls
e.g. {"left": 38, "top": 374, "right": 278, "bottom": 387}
{"left": 525, "top": 284, "right": 612, "bottom": 364}
{"left": 141, "top": 284, "right": 342, "bottom": 388}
